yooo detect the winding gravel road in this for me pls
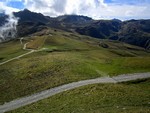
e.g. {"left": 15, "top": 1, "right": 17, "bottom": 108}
{"left": 0, "top": 36, "right": 50, "bottom": 66}
{"left": 0, "top": 40, "right": 34, "bottom": 66}
{"left": 0, "top": 50, "right": 34, "bottom": 66}
{"left": 0, "top": 72, "right": 150, "bottom": 113}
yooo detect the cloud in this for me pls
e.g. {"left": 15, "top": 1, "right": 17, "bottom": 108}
{"left": 22, "top": 0, "right": 108, "bottom": 17}
{"left": 0, "top": 2, "right": 20, "bottom": 14}
{"left": 101, "top": 4, "right": 149, "bottom": 20}
{"left": 0, "top": 2, "right": 19, "bottom": 42}
{"left": 0, "top": 0, "right": 150, "bottom": 20}
{"left": 6, "top": 0, "right": 23, "bottom": 1}
{"left": 52, "top": 0, "right": 67, "bottom": 13}
{"left": 110, "top": 0, "right": 150, "bottom": 4}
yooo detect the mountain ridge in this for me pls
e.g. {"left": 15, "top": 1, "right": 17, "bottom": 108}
{"left": 0, "top": 9, "right": 150, "bottom": 49}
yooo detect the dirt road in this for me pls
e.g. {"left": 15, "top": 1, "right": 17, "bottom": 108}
{"left": 0, "top": 72, "right": 149, "bottom": 113}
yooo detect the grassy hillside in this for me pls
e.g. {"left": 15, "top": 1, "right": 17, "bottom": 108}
{"left": 0, "top": 29, "right": 150, "bottom": 104}
{"left": 0, "top": 40, "right": 27, "bottom": 62}
{"left": 9, "top": 79, "right": 150, "bottom": 113}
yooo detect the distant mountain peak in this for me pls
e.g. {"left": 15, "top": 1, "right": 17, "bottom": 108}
{"left": 57, "top": 15, "right": 93, "bottom": 24}
{"left": 13, "top": 9, "right": 50, "bottom": 24}
{"left": 112, "top": 18, "right": 122, "bottom": 22}
{"left": 23, "top": 8, "right": 30, "bottom": 12}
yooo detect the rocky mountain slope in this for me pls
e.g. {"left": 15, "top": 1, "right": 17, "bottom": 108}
{"left": 0, "top": 9, "right": 150, "bottom": 49}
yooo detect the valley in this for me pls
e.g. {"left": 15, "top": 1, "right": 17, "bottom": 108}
{"left": 0, "top": 28, "right": 150, "bottom": 106}
{"left": 0, "top": 9, "right": 150, "bottom": 113}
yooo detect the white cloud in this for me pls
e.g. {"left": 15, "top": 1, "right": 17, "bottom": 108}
{"left": 100, "top": 4, "right": 149, "bottom": 20}
{"left": 6, "top": 0, "right": 23, "bottom": 2}
{"left": 0, "top": 2, "right": 20, "bottom": 15}
{"left": 1, "top": 0, "right": 150, "bottom": 20}
{"left": 0, "top": 1, "right": 19, "bottom": 42}
{"left": 22, "top": 0, "right": 108, "bottom": 17}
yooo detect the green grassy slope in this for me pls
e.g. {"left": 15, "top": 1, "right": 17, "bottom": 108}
{"left": 9, "top": 79, "right": 150, "bottom": 113}
{"left": 0, "top": 40, "right": 27, "bottom": 63}
{"left": 0, "top": 29, "right": 150, "bottom": 104}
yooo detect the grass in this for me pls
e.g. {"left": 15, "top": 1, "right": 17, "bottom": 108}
{"left": 0, "top": 29, "right": 150, "bottom": 104}
{"left": 9, "top": 79, "right": 150, "bottom": 113}
{"left": 26, "top": 36, "right": 47, "bottom": 49}
{"left": 0, "top": 40, "right": 27, "bottom": 63}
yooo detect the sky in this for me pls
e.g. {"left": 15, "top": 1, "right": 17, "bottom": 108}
{"left": 0, "top": 0, "right": 150, "bottom": 20}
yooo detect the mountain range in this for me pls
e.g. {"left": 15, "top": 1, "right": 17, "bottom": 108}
{"left": 0, "top": 9, "right": 150, "bottom": 49}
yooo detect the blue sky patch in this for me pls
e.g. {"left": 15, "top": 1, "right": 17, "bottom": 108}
{"left": 6, "top": 1, "right": 24, "bottom": 9}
